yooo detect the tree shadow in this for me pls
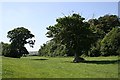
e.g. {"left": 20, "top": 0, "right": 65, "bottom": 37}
{"left": 31, "top": 58, "right": 48, "bottom": 61}
{"left": 65, "top": 60, "right": 120, "bottom": 64}
{"left": 81, "top": 60, "right": 120, "bottom": 64}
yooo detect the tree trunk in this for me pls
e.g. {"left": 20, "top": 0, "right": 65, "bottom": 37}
{"left": 73, "top": 53, "right": 85, "bottom": 63}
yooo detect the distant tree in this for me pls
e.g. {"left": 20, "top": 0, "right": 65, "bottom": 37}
{"left": 1, "top": 42, "right": 10, "bottom": 56}
{"left": 46, "top": 13, "right": 94, "bottom": 62}
{"left": 6, "top": 27, "right": 35, "bottom": 58}
{"left": 88, "top": 15, "right": 120, "bottom": 56}
{"left": 98, "top": 15, "right": 120, "bottom": 34}
{"left": 89, "top": 15, "right": 120, "bottom": 39}
{"left": 88, "top": 40, "right": 101, "bottom": 57}
{"left": 100, "top": 27, "right": 120, "bottom": 56}
{"left": 38, "top": 40, "right": 67, "bottom": 57}
{"left": 0, "top": 42, "right": 2, "bottom": 55}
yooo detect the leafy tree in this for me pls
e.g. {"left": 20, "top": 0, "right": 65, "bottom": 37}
{"left": 88, "top": 15, "right": 120, "bottom": 56}
{"left": 88, "top": 40, "right": 101, "bottom": 57}
{"left": 100, "top": 27, "right": 120, "bottom": 56}
{"left": 89, "top": 15, "right": 120, "bottom": 39}
{"left": 0, "top": 42, "right": 2, "bottom": 55}
{"left": 39, "top": 40, "right": 67, "bottom": 57}
{"left": 46, "top": 13, "right": 94, "bottom": 62}
{"left": 1, "top": 42, "right": 10, "bottom": 56}
{"left": 39, "top": 42, "right": 51, "bottom": 56}
{"left": 98, "top": 15, "right": 120, "bottom": 34}
{"left": 6, "top": 27, "right": 35, "bottom": 58}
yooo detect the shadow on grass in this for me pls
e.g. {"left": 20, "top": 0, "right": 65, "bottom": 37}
{"left": 82, "top": 60, "right": 120, "bottom": 64}
{"left": 31, "top": 58, "right": 48, "bottom": 61}
{"left": 65, "top": 60, "right": 120, "bottom": 64}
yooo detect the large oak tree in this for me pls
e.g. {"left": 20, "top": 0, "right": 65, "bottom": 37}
{"left": 5, "top": 27, "right": 35, "bottom": 58}
{"left": 46, "top": 14, "right": 94, "bottom": 62}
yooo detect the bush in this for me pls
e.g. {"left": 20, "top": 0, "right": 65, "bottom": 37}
{"left": 39, "top": 40, "right": 68, "bottom": 57}
{"left": 1, "top": 42, "right": 29, "bottom": 58}
{"left": 88, "top": 40, "right": 101, "bottom": 57}
{"left": 100, "top": 27, "right": 120, "bottom": 56}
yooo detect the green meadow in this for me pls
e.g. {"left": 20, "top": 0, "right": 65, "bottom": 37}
{"left": 2, "top": 56, "right": 119, "bottom": 78}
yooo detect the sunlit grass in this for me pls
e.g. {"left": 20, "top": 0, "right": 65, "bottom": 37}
{"left": 2, "top": 56, "right": 119, "bottom": 78}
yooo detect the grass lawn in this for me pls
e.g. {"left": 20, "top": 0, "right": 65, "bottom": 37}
{"left": 2, "top": 56, "right": 119, "bottom": 78}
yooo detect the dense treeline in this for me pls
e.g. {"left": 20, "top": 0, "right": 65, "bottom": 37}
{"left": 38, "top": 40, "right": 74, "bottom": 57}
{"left": 39, "top": 40, "right": 67, "bottom": 57}
{"left": 38, "top": 14, "right": 120, "bottom": 59}
{"left": 1, "top": 13, "right": 120, "bottom": 61}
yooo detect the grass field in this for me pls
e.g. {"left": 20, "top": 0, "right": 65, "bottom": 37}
{"left": 2, "top": 56, "right": 119, "bottom": 78}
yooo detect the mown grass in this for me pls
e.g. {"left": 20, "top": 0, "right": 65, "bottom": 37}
{"left": 2, "top": 56, "right": 119, "bottom": 78}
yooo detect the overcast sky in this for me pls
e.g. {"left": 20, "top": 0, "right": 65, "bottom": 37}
{"left": 0, "top": 1, "right": 118, "bottom": 51}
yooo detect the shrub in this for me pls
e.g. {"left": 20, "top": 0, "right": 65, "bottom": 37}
{"left": 100, "top": 27, "right": 120, "bottom": 56}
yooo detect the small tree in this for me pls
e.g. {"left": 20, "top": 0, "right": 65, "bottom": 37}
{"left": 38, "top": 40, "right": 67, "bottom": 57}
{"left": 46, "top": 13, "right": 94, "bottom": 62}
{"left": 1, "top": 42, "right": 10, "bottom": 56}
{"left": 6, "top": 27, "right": 35, "bottom": 58}
{"left": 87, "top": 39, "right": 101, "bottom": 57}
{"left": 100, "top": 27, "right": 120, "bottom": 56}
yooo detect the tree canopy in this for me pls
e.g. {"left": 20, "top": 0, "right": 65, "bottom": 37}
{"left": 7, "top": 27, "right": 35, "bottom": 48}
{"left": 89, "top": 15, "right": 120, "bottom": 39}
{"left": 46, "top": 13, "right": 94, "bottom": 62}
{"left": 3, "top": 27, "right": 35, "bottom": 58}
{"left": 100, "top": 27, "right": 120, "bottom": 56}
{"left": 2, "top": 13, "right": 120, "bottom": 59}
{"left": 88, "top": 14, "right": 120, "bottom": 57}
{"left": 38, "top": 14, "right": 120, "bottom": 59}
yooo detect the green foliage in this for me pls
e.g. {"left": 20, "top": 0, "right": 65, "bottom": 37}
{"left": 1, "top": 42, "right": 10, "bottom": 56}
{"left": 89, "top": 15, "right": 120, "bottom": 39}
{"left": 38, "top": 14, "right": 120, "bottom": 57}
{"left": 7, "top": 27, "right": 35, "bottom": 48}
{"left": 4, "top": 27, "right": 35, "bottom": 58}
{"left": 88, "top": 40, "right": 101, "bottom": 57}
{"left": 100, "top": 27, "right": 120, "bottom": 56}
{"left": 1, "top": 42, "right": 27, "bottom": 58}
{"left": 98, "top": 15, "right": 120, "bottom": 34}
{"left": 88, "top": 15, "right": 120, "bottom": 56}
{"left": 39, "top": 40, "right": 67, "bottom": 57}
{"left": 46, "top": 14, "right": 94, "bottom": 61}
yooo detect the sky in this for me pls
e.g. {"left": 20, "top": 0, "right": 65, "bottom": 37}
{"left": 0, "top": 1, "right": 118, "bottom": 51}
